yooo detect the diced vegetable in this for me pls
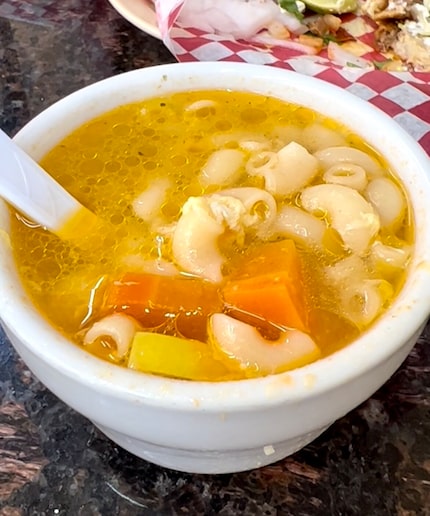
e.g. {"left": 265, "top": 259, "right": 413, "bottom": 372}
{"left": 128, "top": 332, "right": 229, "bottom": 381}
{"left": 298, "top": 34, "right": 324, "bottom": 52}
{"left": 104, "top": 272, "right": 222, "bottom": 340}
{"left": 222, "top": 240, "right": 309, "bottom": 331}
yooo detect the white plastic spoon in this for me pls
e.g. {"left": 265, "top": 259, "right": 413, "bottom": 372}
{"left": 1, "top": 129, "right": 98, "bottom": 242}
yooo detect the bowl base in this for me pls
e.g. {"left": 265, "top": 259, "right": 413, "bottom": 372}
{"left": 94, "top": 422, "right": 330, "bottom": 474}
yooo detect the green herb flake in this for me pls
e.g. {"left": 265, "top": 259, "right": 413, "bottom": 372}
{"left": 321, "top": 34, "right": 340, "bottom": 44}
{"left": 279, "top": 0, "right": 304, "bottom": 20}
{"left": 373, "top": 59, "right": 392, "bottom": 70}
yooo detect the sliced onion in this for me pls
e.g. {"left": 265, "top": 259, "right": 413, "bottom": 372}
{"left": 251, "top": 32, "right": 319, "bottom": 55}
{"left": 277, "top": 11, "right": 308, "bottom": 35}
{"left": 327, "top": 42, "right": 374, "bottom": 69}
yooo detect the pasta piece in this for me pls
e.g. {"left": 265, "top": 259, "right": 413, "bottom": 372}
{"left": 209, "top": 313, "right": 320, "bottom": 375}
{"left": 341, "top": 279, "right": 394, "bottom": 327}
{"left": 300, "top": 184, "right": 380, "bottom": 254}
{"left": 151, "top": 221, "right": 177, "bottom": 239}
{"left": 323, "top": 163, "right": 368, "bottom": 191}
{"left": 365, "top": 177, "right": 406, "bottom": 228}
{"left": 200, "top": 148, "right": 245, "bottom": 187}
{"left": 315, "top": 146, "right": 382, "bottom": 177}
{"left": 246, "top": 142, "right": 319, "bottom": 197}
{"left": 246, "top": 150, "right": 277, "bottom": 176}
{"left": 325, "top": 257, "right": 393, "bottom": 327}
{"left": 172, "top": 195, "right": 247, "bottom": 283}
{"left": 238, "top": 137, "right": 272, "bottom": 153}
{"left": 83, "top": 313, "right": 139, "bottom": 358}
{"left": 272, "top": 205, "right": 327, "bottom": 249}
{"left": 325, "top": 255, "right": 368, "bottom": 284}
{"left": 211, "top": 131, "right": 269, "bottom": 150}
{"left": 172, "top": 197, "right": 226, "bottom": 283}
{"left": 218, "top": 187, "right": 277, "bottom": 238}
{"left": 371, "top": 241, "right": 411, "bottom": 272}
{"left": 301, "top": 123, "right": 346, "bottom": 153}
{"left": 271, "top": 125, "right": 304, "bottom": 147}
{"left": 206, "top": 194, "right": 247, "bottom": 231}
{"left": 132, "top": 178, "right": 171, "bottom": 222}
{"left": 185, "top": 99, "right": 217, "bottom": 111}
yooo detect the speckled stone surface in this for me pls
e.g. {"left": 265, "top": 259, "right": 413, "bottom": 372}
{"left": 0, "top": 2, "right": 430, "bottom": 514}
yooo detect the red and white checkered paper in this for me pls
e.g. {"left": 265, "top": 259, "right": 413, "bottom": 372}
{"left": 153, "top": 0, "right": 430, "bottom": 156}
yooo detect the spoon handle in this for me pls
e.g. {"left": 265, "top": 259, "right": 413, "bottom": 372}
{"left": 0, "top": 129, "right": 89, "bottom": 236}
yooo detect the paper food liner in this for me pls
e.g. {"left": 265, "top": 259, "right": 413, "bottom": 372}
{"left": 153, "top": 0, "right": 430, "bottom": 155}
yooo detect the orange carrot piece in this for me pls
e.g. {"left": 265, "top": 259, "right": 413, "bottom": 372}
{"left": 106, "top": 273, "right": 160, "bottom": 310}
{"left": 103, "top": 272, "right": 222, "bottom": 339}
{"left": 222, "top": 240, "right": 309, "bottom": 332}
{"left": 232, "top": 239, "right": 301, "bottom": 278}
{"left": 298, "top": 34, "right": 324, "bottom": 52}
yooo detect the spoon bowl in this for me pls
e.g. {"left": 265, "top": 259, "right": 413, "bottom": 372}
{"left": 0, "top": 128, "right": 97, "bottom": 241}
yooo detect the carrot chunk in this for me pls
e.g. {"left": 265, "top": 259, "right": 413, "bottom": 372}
{"left": 222, "top": 240, "right": 309, "bottom": 332}
{"left": 103, "top": 272, "right": 222, "bottom": 339}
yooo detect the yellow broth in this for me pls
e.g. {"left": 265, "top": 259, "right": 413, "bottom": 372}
{"left": 9, "top": 90, "right": 413, "bottom": 380}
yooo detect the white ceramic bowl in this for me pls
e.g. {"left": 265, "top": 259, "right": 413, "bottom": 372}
{"left": 2, "top": 63, "right": 430, "bottom": 474}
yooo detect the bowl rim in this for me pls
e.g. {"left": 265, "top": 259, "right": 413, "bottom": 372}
{"left": 3, "top": 61, "right": 430, "bottom": 411}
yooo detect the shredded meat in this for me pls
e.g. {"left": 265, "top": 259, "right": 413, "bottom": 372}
{"left": 307, "top": 14, "right": 355, "bottom": 43}
{"left": 374, "top": 22, "right": 400, "bottom": 52}
{"left": 392, "top": 29, "right": 430, "bottom": 71}
{"left": 362, "top": 0, "right": 429, "bottom": 71}
{"left": 363, "top": 0, "right": 390, "bottom": 18}
{"left": 308, "top": 14, "right": 342, "bottom": 36}
{"left": 363, "top": 0, "right": 417, "bottom": 19}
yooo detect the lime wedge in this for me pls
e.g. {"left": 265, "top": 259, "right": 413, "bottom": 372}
{"left": 302, "top": 0, "right": 357, "bottom": 13}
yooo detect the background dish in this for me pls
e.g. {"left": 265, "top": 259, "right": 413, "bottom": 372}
{"left": 108, "top": 0, "right": 160, "bottom": 39}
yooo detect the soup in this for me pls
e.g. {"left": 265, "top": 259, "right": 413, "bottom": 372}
{"left": 9, "top": 90, "right": 413, "bottom": 381}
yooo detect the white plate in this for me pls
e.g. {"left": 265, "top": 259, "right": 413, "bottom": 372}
{"left": 108, "top": 0, "right": 161, "bottom": 39}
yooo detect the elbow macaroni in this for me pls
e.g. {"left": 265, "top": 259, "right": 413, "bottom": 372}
{"left": 84, "top": 313, "right": 138, "bottom": 358}
{"left": 246, "top": 141, "right": 318, "bottom": 197}
{"left": 171, "top": 196, "right": 227, "bottom": 283}
{"left": 365, "top": 177, "right": 406, "bottom": 228}
{"left": 200, "top": 149, "right": 245, "bottom": 187}
{"left": 323, "top": 163, "right": 368, "bottom": 191}
{"left": 341, "top": 279, "right": 394, "bottom": 327}
{"left": 218, "top": 187, "right": 277, "bottom": 238}
{"left": 132, "top": 178, "right": 171, "bottom": 222}
{"left": 300, "top": 183, "right": 380, "bottom": 254}
{"left": 315, "top": 146, "right": 382, "bottom": 177}
{"left": 301, "top": 123, "right": 346, "bottom": 153}
{"left": 273, "top": 205, "right": 327, "bottom": 249}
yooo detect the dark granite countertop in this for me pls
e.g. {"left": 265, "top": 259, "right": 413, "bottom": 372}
{"left": 1, "top": 2, "right": 429, "bottom": 514}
